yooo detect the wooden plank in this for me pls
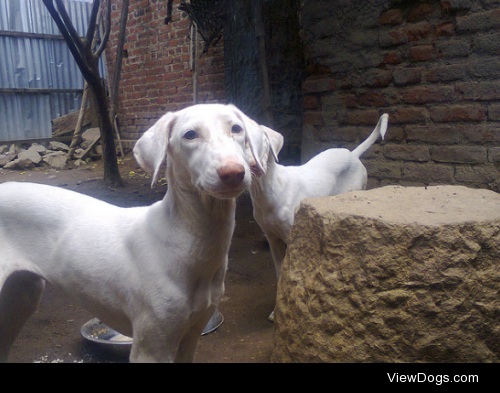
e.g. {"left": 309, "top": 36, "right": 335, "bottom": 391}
{"left": 0, "top": 88, "right": 83, "bottom": 94}
{"left": 52, "top": 110, "right": 93, "bottom": 139}
{"left": 0, "top": 30, "right": 70, "bottom": 41}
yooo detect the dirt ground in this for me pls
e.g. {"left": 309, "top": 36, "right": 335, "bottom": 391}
{"left": 0, "top": 154, "right": 277, "bottom": 363}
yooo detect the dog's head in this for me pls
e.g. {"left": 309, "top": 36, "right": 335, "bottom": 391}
{"left": 235, "top": 115, "right": 284, "bottom": 177}
{"left": 134, "top": 104, "right": 266, "bottom": 199}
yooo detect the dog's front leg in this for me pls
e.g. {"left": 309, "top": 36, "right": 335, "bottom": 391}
{"left": 267, "top": 234, "right": 287, "bottom": 283}
{"left": 266, "top": 234, "right": 287, "bottom": 322}
{"left": 175, "top": 264, "right": 227, "bottom": 363}
{"left": 175, "top": 311, "right": 213, "bottom": 363}
{"left": 130, "top": 315, "right": 188, "bottom": 363}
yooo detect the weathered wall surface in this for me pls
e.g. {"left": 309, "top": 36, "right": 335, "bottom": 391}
{"left": 300, "top": 0, "right": 500, "bottom": 191}
{"left": 224, "top": 0, "right": 305, "bottom": 163}
{"left": 106, "top": 0, "right": 304, "bottom": 162}
{"left": 272, "top": 186, "right": 500, "bottom": 363}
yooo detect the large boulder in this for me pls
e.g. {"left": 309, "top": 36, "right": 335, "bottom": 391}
{"left": 272, "top": 186, "right": 500, "bottom": 363}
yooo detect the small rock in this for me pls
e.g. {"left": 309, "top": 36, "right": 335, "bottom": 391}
{"left": 18, "top": 148, "right": 42, "bottom": 165}
{"left": 4, "top": 157, "right": 35, "bottom": 170}
{"left": 0, "top": 145, "right": 8, "bottom": 155}
{"left": 0, "top": 144, "right": 20, "bottom": 167}
{"left": 29, "top": 143, "right": 47, "bottom": 155}
{"left": 43, "top": 151, "right": 68, "bottom": 170}
{"left": 81, "top": 128, "right": 100, "bottom": 147}
{"left": 49, "top": 141, "right": 70, "bottom": 152}
{"left": 74, "top": 159, "right": 87, "bottom": 167}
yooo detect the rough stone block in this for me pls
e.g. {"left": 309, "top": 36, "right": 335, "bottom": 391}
{"left": 273, "top": 186, "right": 500, "bottom": 363}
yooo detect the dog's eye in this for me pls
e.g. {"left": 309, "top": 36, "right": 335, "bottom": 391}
{"left": 231, "top": 125, "right": 243, "bottom": 134}
{"left": 183, "top": 130, "right": 199, "bottom": 140}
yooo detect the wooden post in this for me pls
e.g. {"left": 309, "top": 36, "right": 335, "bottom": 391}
{"left": 254, "top": 0, "right": 274, "bottom": 128}
{"left": 68, "top": 83, "right": 89, "bottom": 160}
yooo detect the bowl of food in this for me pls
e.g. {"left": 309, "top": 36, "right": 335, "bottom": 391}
{"left": 81, "top": 311, "right": 224, "bottom": 355}
{"left": 80, "top": 318, "right": 133, "bottom": 356}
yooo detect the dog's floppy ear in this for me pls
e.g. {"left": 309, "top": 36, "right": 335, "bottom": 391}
{"left": 228, "top": 105, "right": 266, "bottom": 175}
{"left": 133, "top": 112, "right": 176, "bottom": 187}
{"left": 261, "top": 125, "right": 284, "bottom": 163}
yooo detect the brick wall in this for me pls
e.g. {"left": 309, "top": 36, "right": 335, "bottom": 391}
{"left": 301, "top": 0, "right": 500, "bottom": 192}
{"left": 107, "top": 0, "right": 225, "bottom": 142}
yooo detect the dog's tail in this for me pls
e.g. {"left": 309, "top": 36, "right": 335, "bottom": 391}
{"left": 352, "top": 113, "right": 389, "bottom": 159}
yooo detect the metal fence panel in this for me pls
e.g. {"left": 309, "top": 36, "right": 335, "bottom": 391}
{"left": 0, "top": 0, "right": 106, "bottom": 142}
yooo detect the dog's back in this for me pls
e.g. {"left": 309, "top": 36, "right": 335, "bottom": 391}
{"left": 291, "top": 148, "right": 367, "bottom": 199}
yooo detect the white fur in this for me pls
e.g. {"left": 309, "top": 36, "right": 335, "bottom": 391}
{"left": 0, "top": 104, "right": 263, "bottom": 363}
{"left": 248, "top": 114, "right": 389, "bottom": 319}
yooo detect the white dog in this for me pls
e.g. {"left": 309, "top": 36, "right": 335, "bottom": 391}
{"left": 0, "top": 104, "right": 265, "bottom": 363}
{"left": 249, "top": 114, "right": 389, "bottom": 319}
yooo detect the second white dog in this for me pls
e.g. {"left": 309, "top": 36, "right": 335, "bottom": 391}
{"left": 249, "top": 114, "right": 389, "bottom": 319}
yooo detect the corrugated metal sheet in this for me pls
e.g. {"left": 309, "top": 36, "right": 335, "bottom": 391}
{"left": 0, "top": 0, "right": 107, "bottom": 142}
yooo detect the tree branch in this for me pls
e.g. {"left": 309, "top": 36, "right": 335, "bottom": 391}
{"left": 95, "top": 0, "right": 111, "bottom": 58}
{"left": 54, "top": 0, "right": 84, "bottom": 55}
{"left": 42, "top": 0, "right": 89, "bottom": 78}
{"left": 85, "top": 0, "right": 101, "bottom": 52}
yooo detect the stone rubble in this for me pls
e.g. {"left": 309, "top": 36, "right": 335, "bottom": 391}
{"left": 0, "top": 128, "right": 102, "bottom": 171}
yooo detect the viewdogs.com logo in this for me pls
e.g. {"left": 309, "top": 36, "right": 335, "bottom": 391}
{"left": 387, "top": 373, "right": 479, "bottom": 385}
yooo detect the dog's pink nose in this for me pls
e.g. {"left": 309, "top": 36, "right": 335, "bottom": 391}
{"left": 218, "top": 162, "right": 246, "bottom": 186}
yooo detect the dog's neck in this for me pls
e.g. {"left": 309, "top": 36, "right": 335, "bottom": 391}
{"left": 250, "top": 155, "right": 284, "bottom": 211}
{"left": 161, "top": 165, "right": 236, "bottom": 234}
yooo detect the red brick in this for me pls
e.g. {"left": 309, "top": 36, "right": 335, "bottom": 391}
{"left": 340, "top": 94, "right": 358, "bottom": 108}
{"left": 402, "top": 162, "right": 455, "bottom": 183}
{"left": 383, "top": 51, "right": 403, "bottom": 65}
{"left": 430, "top": 146, "right": 487, "bottom": 164}
{"left": 407, "top": 124, "right": 500, "bottom": 144}
{"left": 402, "top": 86, "right": 456, "bottom": 104}
{"left": 384, "top": 145, "right": 431, "bottom": 162}
{"left": 358, "top": 92, "right": 388, "bottom": 107}
{"left": 456, "top": 9, "right": 500, "bottom": 32}
{"left": 455, "top": 165, "right": 500, "bottom": 185}
{"left": 406, "top": 22, "right": 433, "bottom": 42}
{"left": 302, "top": 112, "right": 323, "bottom": 126}
{"left": 380, "top": 28, "right": 407, "bottom": 47}
{"left": 302, "top": 77, "right": 336, "bottom": 94}
{"left": 441, "top": 0, "right": 472, "bottom": 12}
{"left": 345, "top": 110, "right": 381, "bottom": 125}
{"left": 365, "top": 160, "right": 402, "bottom": 180}
{"left": 410, "top": 45, "right": 435, "bottom": 62}
{"left": 363, "top": 70, "right": 392, "bottom": 88}
{"left": 307, "top": 64, "right": 332, "bottom": 75}
{"left": 392, "top": 107, "right": 427, "bottom": 124}
{"left": 430, "top": 105, "right": 486, "bottom": 122}
{"left": 380, "top": 9, "right": 404, "bottom": 26}
{"left": 303, "top": 95, "right": 321, "bottom": 110}
{"left": 426, "top": 65, "right": 465, "bottom": 83}
{"left": 407, "top": 4, "right": 438, "bottom": 23}
{"left": 393, "top": 68, "right": 422, "bottom": 86}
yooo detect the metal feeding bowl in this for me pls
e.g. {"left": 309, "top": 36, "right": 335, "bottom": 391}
{"left": 81, "top": 311, "right": 224, "bottom": 354}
